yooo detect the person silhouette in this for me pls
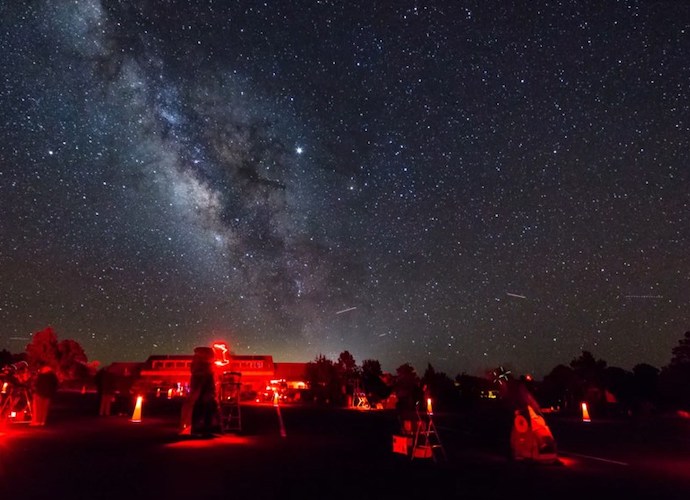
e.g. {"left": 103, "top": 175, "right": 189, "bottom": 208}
{"left": 180, "top": 347, "right": 220, "bottom": 436}
{"left": 31, "top": 364, "right": 59, "bottom": 426}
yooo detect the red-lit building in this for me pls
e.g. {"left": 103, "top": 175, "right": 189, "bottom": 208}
{"left": 114, "top": 354, "right": 307, "bottom": 401}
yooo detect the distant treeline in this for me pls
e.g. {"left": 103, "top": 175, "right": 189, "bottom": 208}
{"left": 3, "top": 329, "right": 690, "bottom": 415}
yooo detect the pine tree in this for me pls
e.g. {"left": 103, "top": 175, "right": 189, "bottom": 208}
{"left": 670, "top": 331, "right": 690, "bottom": 366}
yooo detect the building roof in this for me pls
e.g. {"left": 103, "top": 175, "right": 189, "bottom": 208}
{"left": 144, "top": 355, "right": 193, "bottom": 363}
{"left": 104, "top": 362, "right": 144, "bottom": 376}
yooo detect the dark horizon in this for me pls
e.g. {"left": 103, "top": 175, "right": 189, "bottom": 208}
{"left": 3, "top": 330, "right": 686, "bottom": 381}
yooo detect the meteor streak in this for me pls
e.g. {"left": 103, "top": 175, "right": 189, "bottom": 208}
{"left": 506, "top": 292, "right": 527, "bottom": 299}
{"left": 335, "top": 306, "right": 357, "bottom": 315}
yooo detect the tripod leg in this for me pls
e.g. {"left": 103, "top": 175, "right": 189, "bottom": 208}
{"left": 25, "top": 390, "right": 33, "bottom": 421}
{"left": 0, "top": 396, "right": 9, "bottom": 420}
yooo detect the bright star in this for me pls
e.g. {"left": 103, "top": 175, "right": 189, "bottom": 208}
{"left": 296, "top": 146, "right": 303, "bottom": 154}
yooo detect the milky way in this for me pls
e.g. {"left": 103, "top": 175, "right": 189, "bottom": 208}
{"left": 1, "top": 1, "right": 688, "bottom": 377}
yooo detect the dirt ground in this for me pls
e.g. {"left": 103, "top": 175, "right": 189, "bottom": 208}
{"left": 1, "top": 392, "right": 689, "bottom": 500}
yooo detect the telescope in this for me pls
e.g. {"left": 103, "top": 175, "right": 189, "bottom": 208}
{"left": 1, "top": 361, "right": 31, "bottom": 386}
{"left": 1, "top": 361, "right": 33, "bottom": 423}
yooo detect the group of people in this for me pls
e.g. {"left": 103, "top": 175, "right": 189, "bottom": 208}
{"left": 96, "top": 345, "right": 223, "bottom": 436}
{"left": 5, "top": 347, "right": 221, "bottom": 434}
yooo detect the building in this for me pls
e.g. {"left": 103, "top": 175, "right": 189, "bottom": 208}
{"left": 120, "top": 352, "right": 308, "bottom": 401}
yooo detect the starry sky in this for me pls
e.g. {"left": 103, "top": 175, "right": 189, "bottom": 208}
{"left": 0, "top": 1, "right": 688, "bottom": 378}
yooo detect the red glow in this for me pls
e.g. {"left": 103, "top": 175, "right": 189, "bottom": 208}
{"left": 557, "top": 456, "right": 576, "bottom": 467}
{"left": 165, "top": 434, "right": 252, "bottom": 449}
{"left": 581, "top": 402, "right": 591, "bottom": 422}
{"left": 131, "top": 395, "right": 143, "bottom": 423}
{"left": 212, "top": 342, "right": 230, "bottom": 367}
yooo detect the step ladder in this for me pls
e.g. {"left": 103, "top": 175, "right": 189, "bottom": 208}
{"left": 354, "top": 391, "right": 370, "bottom": 409}
{"left": 218, "top": 371, "right": 242, "bottom": 432}
{"left": 411, "top": 403, "right": 446, "bottom": 462}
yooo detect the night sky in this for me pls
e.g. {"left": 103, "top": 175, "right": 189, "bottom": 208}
{"left": 1, "top": 1, "right": 688, "bottom": 378}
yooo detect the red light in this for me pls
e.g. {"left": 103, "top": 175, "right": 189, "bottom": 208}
{"left": 131, "top": 395, "right": 143, "bottom": 423}
{"left": 212, "top": 342, "right": 230, "bottom": 367}
{"left": 165, "top": 434, "right": 251, "bottom": 448}
{"left": 581, "top": 402, "right": 591, "bottom": 422}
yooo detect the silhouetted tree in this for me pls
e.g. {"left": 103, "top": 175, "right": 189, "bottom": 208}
{"left": 631, "top": 363, "right": 660, "bottom": 414}
{"left": 540, "top": 364, "right": 578, "bottom": 412}
{"left": 361, "top": 359, "right": 389, "bottom": 403}
{"left": 670, "top": 331, "right": 690, "bottom": 366}
{"left": 336, "top": 350, "right": 359, "bottom": 400}
{"left": 569, "top": 350, "right": 608, "bottom": 414}
{"left": 454, "top": 372, "right": 491, "bottom": 408}
{"left": 660, "top": 332, "right": 690, "bottom": 411}
{"left": 58, "top": 339, "right": 88, "bottom": 380}
{"left": 421, "top": 363, "right": 436, "bottom": 390}
{"left": 393, "top": 363, "right": 421, "bottom": 411}
{"left": 336, "top": 351, "right": 358, "bottom": 376}
{"left": 0, "top": 348, "right": 13, "bottom": 368}
{"left": 570, "top": 351, "right": 607, "bottom": 386}
{"left": 25, "top": 327, "right": 90, "bottom": 382}
{"left": 602, "top": 366, "right": 633, "bottom": 416}
{"left": 421, "top": 363, "right": 459, "bottom": 411}
{"left": 26, "top": 327, "right": 60, "bottom": 372}
{"left": 305, "top": 354, "right": 340, "bottom": 405}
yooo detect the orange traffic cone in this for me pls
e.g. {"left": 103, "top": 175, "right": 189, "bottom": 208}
{"left": 581, "top": 402, "right": 591, "bottom": 422}
{"left": 131, "top": 395, "right": 143, "bottom": 423}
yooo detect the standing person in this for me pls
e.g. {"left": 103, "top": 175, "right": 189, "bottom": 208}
{"left": 195, "top": 358, "right": 221, "bottom": 436}
{"left": 95, "top": 367, "right": 116, "bottom": 417}
{"left": 180, "top": 347, "right": 219, "bottom": 436}
{"left": 31, "top": 364, "right": 59, "bottom": 426}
